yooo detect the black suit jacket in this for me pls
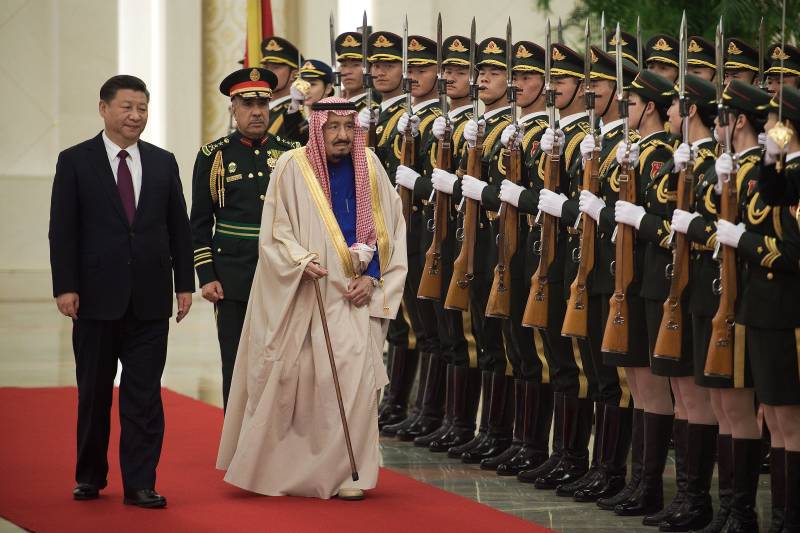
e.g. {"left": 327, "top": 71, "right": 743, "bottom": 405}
{"left": 49, "top": 132, "right": 195, "bottom": 320}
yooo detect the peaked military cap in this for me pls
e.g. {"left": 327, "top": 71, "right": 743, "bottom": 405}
{"left": 722, "top": 79, "right": 772, "bottom": 116}
{"left": 551, "top": 43, "right": 583, "bottom": 78}
{"left": 368, "top": 31, "right": 403, "bottom": 63}
{"left": 608, "top": 31, "right": 639, "bottom": 67}
{"left": 476, "top": 38, "right": 508, "bottom": 69}
{"left": 512, "top": 41, "right": 545, "bottom": 73}
{"left": 725, "top": 38, "right": 758, "bottom": 73}
{"left": 299, "top": 59, "right": 333, "bottom": 84}
{"left": 336, "top": 32, "right": 364, "bottom": 61}
{"left": 260, "top": 36, "right": 302, "bottom": 69}
{"left": 630, "top": 70, "right": 676, "bottom": 107}
{"left": 590, "top": 46, "right": 637, "bottom": 88}
{"left": 443, "top": 35, "right": 470, "bottom": 66}
{"left": 407, "top": 35, "right": 437, "bottom": 66}
{"left": 688, "top": 36, "right": 716, "bottom": 70}
{"left": 682, "top": 74, "right": 717, "bottom": 113}
{"left": 766, "top": 44, "right": 800, "bottom": 76}
{"left": 768, "top": 86, "right": 800, "bottom": 122}
{"left": 646, "top": 35, "right": 679, "bottom": 67}
{"left": 219, "top": 67, "right": 277, "bottom": 99}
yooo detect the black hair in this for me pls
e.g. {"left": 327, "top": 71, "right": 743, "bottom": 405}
{"left": 695, "top": 104, "right": 716, "bottom": 130}
{"left": 730, "top": 109, "right": 767, "bottom": 138}
{"left": 100, "top": 75, "right": 150, "bottom": 103}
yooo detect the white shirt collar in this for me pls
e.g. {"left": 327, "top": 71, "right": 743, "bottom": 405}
{"left": 483, "top": 105, "right": 511, "bottom": 120}
{"left": 786, "top": 150, "right": 800, "bottom": 162}
{"left": 102, "top": 130, "right": 139, "bottom": 160}
{"left": 559, "top": 111, "right": 587, "bottom": 129}
{"left": 520, "top": 111, "right": 548, "bottom": 125}
{"left": 269, "top": 94, "right": 291, "bottom": 109}
{"left": 380, "top": 94, "right": 405, "bottom": 112}
{"left": 692, "top": 137, "right": 713, "bottom": 149}
{"left": 413, "top": 98, "right": 438, "bottom": 112}
{"left": 348, "top": 92, "right": 366, "bottom": 103}
{"left": 738, "top": 146, "right": 761, "bottom": 158}
{"left": 448, "top": 104, "right": 472, "bottom": 119}
{"left": 600, "top": 118, "right": 624, "bottom": 136}
{"left": 638, "top": 131, "right": 661, "bottom": 144}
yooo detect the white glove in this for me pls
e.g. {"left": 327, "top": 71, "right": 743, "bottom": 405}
{"left": 716, "top": 220, "right": 746, "bottom": 248}
{"left": 758, "top": 131, "right": 767, "bottom": 147}
{"left": 616, "top": 142, "right": 640, "bottom": 168}
{"left": 579, "top": 190, "right": 605, "bottom": 222}
{"left": 357, "top": 107, "right": 374, "bottom": 129}
{"left": 614, "top": 200, "right": 646, "bottom": 230}
{"left": 538, "top": 189, "right": 568, "bottom": 218}
{"left": 673, "top": 143, "right": 691, "bottom": 172}
{"left": 397, "top": 112, "right": 420, "bottom": 137}
{"left": 540, "top": 128, "right": 566, "bottom": 155}
{"left": 431, "top": 168, "right": 458, "bottom": 194}
{"left": 580, "top": 134, "right": 596, "bottom": 160}
{"left": 714, "top": 153, "right": 734, "bottom": 194}
{"left": 499, "top": 179, "right": 525, "bottom": 207}
{"left": 395, "top": 165, "right": 420, "bottom": 190}
{"left": 764, "top": 133, "right": 781, "bottom": 166}
{"left": 461, "top": 174, "right": 487, "bottom": 201}
{"left": 501, "top": 124, "right": 521, "bottom": 148}
{"left": 288, "top": 83, "right": 305, "bottom": 113}
{"left": 464, "top": 119, "right": 485, "bottom": 148}
{"left": 432, "top": 116, "right": 448, "bottom": 140}
{"left": 671, "top": 209, "right": 700, "bottom": 235}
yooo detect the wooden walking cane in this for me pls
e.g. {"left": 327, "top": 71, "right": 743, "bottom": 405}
{"left": 313, "top": 278, "right": 359, "bottom": 482}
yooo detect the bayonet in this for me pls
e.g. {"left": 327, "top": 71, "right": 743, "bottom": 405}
{"left": 361, "top": 11, "right": 373, "bottom": 117}
{"left": 768, "top": 0, "right": 794, "bottom": 171}
{"left": 437, "top": 13, "right": 448, "bottom": 118}
{"left": 558, "top": 17, "right": 564, "bottom": 45}
{"left": 545, "top": 18, "right": 554, "bottom": 128}
{"left": 636, "top": 16, "right": 643, "bottom": 70}
{"left": 679, "top": 11, "right": 688, "bottom": 143}
{"left": 758, "top": 17, "right": 766, "bottom": 89}
{"left": 469, "top": 17, "right": 478, "bottom": 119}
{"left": 616, "top": 23, "right": 628, "bottom": 144}
{"left": 601, "top": 12, "right": 607, "bottom": 52}
{"left": 403, "top": 15, "right": 412, "bottom": 116}
{"left": 329, "top": 11, "right": 341, "bottom": 96}
{"left": 507, "top": 17, "right": 517, "bottom": 128}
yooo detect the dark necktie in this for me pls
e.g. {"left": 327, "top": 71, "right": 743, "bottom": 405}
{"left": 117, "top": 149, "right": 136, "bottom": 224}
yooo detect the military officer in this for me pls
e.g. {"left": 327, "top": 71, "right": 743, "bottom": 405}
{"left": 765, "top": 43, "right": 800, "bottom": 97}
{"left": 260, "top": 36, "right": 304, "bottom": 142}
{"left": 645, "top": 34, "right": 680, "bottom": 82}
{"left": 687, "top": 36, "right": 717, "bottom": 81}
{"left": 335, "top": 31, "right": 371, "bottom": 109}
{"left": 190, "top": 67, "right": 298, "bottom": 409}
{"left": 723, "top": 38, "right": 759, "bottom": 85}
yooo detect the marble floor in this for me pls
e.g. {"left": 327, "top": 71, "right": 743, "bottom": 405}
{"left": 0, "top": 300, "right": 774, "bottom": 532}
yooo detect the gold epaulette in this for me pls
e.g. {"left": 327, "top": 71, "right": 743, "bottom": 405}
{"left": 201, "top": 137, "right": 229, "bottom": 157}
{"left": 482, "top": 119, "right": 511, "bottom": 157}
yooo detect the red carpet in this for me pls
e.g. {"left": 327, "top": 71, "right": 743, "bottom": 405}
{"left": 0, "top": 387, "right": 548, "bottom": 532}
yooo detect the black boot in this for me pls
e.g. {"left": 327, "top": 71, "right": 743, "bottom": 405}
{"left": 462, "top": 373, "right": 513, "bottom": 464}
{"left": 693, "top": 433, "right": 733, "bottom": 533}
{"left": 447, "top": 370, "right": 491, "bottom": 458}
{"left": 382, "top": 351, "right": 429, "bottom": 437}
{"left": 429, "top": 366, "right": 481, "bottom": 452}
{"left": 659, "top": 423, "right": 717, "bottom": 532}
{"left": 719, "top": 438, "right": 761, "bottom": 533}
{"left": 645, "top": 418, "right": 689, "bottom": 525}
{"left": 785, "top": 450, "right": 800, "bottom": 533}
{"left": 599, "top": 407, "right": 644, "bottom": 510}
{"left": 397, "top": 353, "right": 446, "bottom": 441}
{"left": 480, "top": 379, "right": 526, "bottom": 471}
{"left": 378, "top": 348, "right": 395, "bottom": 418}
{"left": 614, "top": 412, "right": 673, "bottom": 516}
{"left": 378, "top": 346, "right": 419, "bottom": 429}
{"left": 497, "top": 381, "right": 552, "bottom": 476}
{"left": 535, "top": 397, "right": 592, "bottom": 490}
{"left": 761, "top": 424, "right": 771, "bottom": 474}
{"left": 556, "top": 401, "right": 605, "bottom": 497}
{"left": 518, "top": 391, "right": 564, "bottom": 483}
{"left": 414, "top": 364, "right": 454, "bottom": 447}
{"left": 576, "top": 404, "right": 632, "bottom": 502}
{"left": 767, "top": 448, "right": 785, "bottom": 533}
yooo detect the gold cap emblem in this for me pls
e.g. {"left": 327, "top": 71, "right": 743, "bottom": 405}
{"left": 341, "top": 34, "right": 360, "bottom": 47}
{"left": 772, "top": 46, "right": 790, "bottom": 60}
{"left": 516, "top": 44, "right": 533, "bottom": 59}
{"left": 552, "top": 47, "right": 566, "bottom": 61}
{"left": 727, "top": 41, "right": 743, "bottom": 55}
{"left": 265, "top": 39, "right": 283, "bottom": 52}
{"left": 688, "top": 39, "right": 703, "bottom": 53}
{"left": 590, "top": 49, "right": 598, "bottom": 63}
{"left": 652, "top": 38, "right": 673, "bottom": 52}
{"left": 449, "top": 39, "right": 468, "bottom": 53}
{"left": 484, "top": 40, "right": 503, "bottom": 54}
{"left": 249, "top": 68, "right": 260, "bottom": 81}
{"left": 408, "top": 38, "right": 426, "bottom": 52}
{"left": 610, "top": 35, "right": 628, "bottom": 46}
{"left": 373, "top": 35, "right": 393, "bottom": 48}
{"left": 301, "top": 60, "right": 315, "bottom": 70}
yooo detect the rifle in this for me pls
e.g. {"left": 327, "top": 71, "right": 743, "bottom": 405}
{"left": 563, "top": 20, "right": 599, "bottom": 338}
{"left": 445, "top": 17, "right": 480, "bottom": 312}
{"left": 329, "top": 12, "right": 341, "bottom": 97}
{"left": 398, "top": 15, "right": 414, "bottom": 226}
{"left": 361, "top": 11, "right": 377, "bottom": 148}
{"left": 418, "top": 13, "right": 450, "bottom": 301}
{"left": 486, "top": 18, "right": 519, "bottom": 319}
{"left": 654, "top": 12, "right": 692, "bottom": 360}
{"left": 601, "top": 23, "right": 635, "bottom": 354}
{"left": 522, "top": 19, "right": 559, "bottom": 329}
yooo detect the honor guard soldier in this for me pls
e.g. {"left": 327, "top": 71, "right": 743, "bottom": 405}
{"left": 282, "top": 59, "right": 335, "bottom": 144}
{"left": 687, "top": 36, "right": 716, "bottom": 81}
{"left": 765, "top": 44, "right": 800, "bottom": 96}
{"left": 260, "top": 36, "right": 304, "bottom": 142}
{"left": 190, "top": 68, "right": 298, "bottom": 409}
{"left": 723, "top": 38, "right": 759, "bottom": 85}
{"left": 645, "top": 35, "right": 679, "bottom": 82}
{"left": 335, "top": 32, "right": 372, "bottom": 109}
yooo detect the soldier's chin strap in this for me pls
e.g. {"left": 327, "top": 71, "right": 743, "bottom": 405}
{"left": 634, "top": 100, "right": 649, "bottom": 131}
{"left": 599, "top": 83, "right": 616, "bottom": 118}
{"left": 563, "top": 79, "right": 582, "bottom": 111}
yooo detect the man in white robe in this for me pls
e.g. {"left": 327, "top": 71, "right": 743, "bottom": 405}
{"left": 217, "top": 97, "right": 407, "bottom": 500}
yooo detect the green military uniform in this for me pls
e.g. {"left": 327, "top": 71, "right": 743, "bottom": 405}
{"left": 260, "top": 36, "right": 304, "bottom": 142}
{"left": 191, "top": 67, "right": 298, "bottom": 409}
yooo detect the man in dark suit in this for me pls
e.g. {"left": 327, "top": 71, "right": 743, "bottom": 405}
{"left": 49, "top": 75, "right": 195, "bottom": 509}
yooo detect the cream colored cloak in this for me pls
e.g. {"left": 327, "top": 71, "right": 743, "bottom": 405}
{"left": 216, "top": 147, "right": 406, "bottom": 498}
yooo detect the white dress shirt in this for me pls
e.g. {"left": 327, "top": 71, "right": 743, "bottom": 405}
{"left": 102, "top": 130, "right": 142, "bottom": 206}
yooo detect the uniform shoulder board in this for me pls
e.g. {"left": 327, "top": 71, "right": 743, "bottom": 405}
{"left": 696, "top": 147, "right": 715, "bottom": 161}
{"left": 739, "top": 153, "right": 761, "bottom": 165}
{"left": 272, "top": 135, "right": 301, "bottom": 150}
{"left": 647, "top": 138, "right": 675, "bottom": 153}
{"left": 201, "top": 136, "right": 229, "bottom": 157}
{"left": 535, "top": 117, "right": 549, "bottom": 130}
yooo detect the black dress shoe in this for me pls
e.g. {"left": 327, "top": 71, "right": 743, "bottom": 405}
{"left": 73, "top": 483, "right": 103, "bottom": 500}
{"left": 123, "top": 489, "right": 167, "bottom": 508}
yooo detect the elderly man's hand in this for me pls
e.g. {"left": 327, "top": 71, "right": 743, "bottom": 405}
{"left": 176, "top": 292, "right": 192, "bottom": 323}
{"left": 302, "top": 262, "right": 328, "bottom": 281}
{"left": 345, "top": 276, "right": 374, "bottom": 307}
{"left": 56, "top": 292, "right": 79, "bottom": 319}
{"left": 201, "top": 281, "right": 224, "bottom": 303}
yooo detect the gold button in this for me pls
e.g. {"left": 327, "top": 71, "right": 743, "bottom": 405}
{"left": 248, "top": 172, "right": 254, "bottom": 178}
{"left": 260, "top": 194, "right": 265, "bottom": 200}
{"left": 254, "top": 149, "right": 260, "bottom": 155}
{"left": 258, "top": 171, "right": 264, "bottom": 177}
{"left": 767, "top": 272, "right": 774, "bottom": 280}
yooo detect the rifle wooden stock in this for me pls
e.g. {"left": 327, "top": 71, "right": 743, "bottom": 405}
{"left": 601, "top": 158, "right": 635, "bottom": 354}
{"left": 653, "top": 166, "right": 695, "bottom": 360}
{"left": 562, "top": 148, "right": 600, "bottom": 338}
{"left": 522, "top": 150, "right": 561, "bottom": 329}
{"left": 398, "top": 130, "right": 415, "bottom": 226}
{"left": 418, "top": 132, "right": 452, "bottom": 301}
{"left": 486, "top": 146, "right": 520, "bottom": 318}
{"left": 445, "top": 140, "right": 483, "bottom": 312}
{"left": 705, "top": 171, "right": 737, "bottom": 379}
